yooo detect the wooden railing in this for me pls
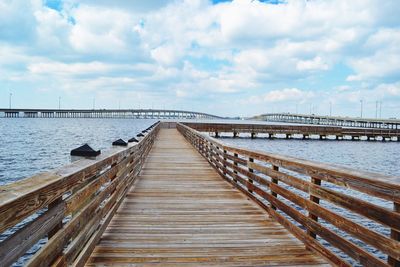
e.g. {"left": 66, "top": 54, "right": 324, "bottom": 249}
{"left": 0, "top": 122, "right": 160, "bottom": 267}
{"left": 177, "top": 123, "right": 400, "bottom": 267}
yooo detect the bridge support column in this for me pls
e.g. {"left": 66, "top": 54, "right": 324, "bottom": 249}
{"left": 319, "top": 135, "right": 326, "bottom": 140}
{"left": 215, "top": 132, "right": 219, "bottom": 138}
{"left": 233, "top": 131, "right": 238, "bottom": 138}
{"left": 251, "top": 132, "right": 256, "bottom": 139}
{"left": 303, "top": 134, "right": 309, "bottom": 140}
{"left": 268, "top": 133, "right": 275, "bottom": 139}
{"left": 351, "top": 136, "right": 360, "bottom": 141}
{"left": 286, "top": 134, "right": 291, "bottom": 139}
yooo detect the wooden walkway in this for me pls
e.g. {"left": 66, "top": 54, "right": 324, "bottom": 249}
{"left": 86, "top": 129, "right": 329, "bottom": 266}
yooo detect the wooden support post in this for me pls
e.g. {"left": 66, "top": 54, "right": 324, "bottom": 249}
{"left": 388, "top": 202, "right": 400, "bottom": 266}
{"left": 215, "top": 146, "right": 220, "bottom": 165}
{"left": 223, "top": 149, "right": 227, "bottom": 176}
{"left": 271, "top": 165, "right": 279, "bottom": 210}
{"left": 233, "top": 153, "right": 238, "bottom": 183}
{"left": 48, "top": 197, "right": 63, "bottom": 239}
{"left": 248, "top": 158, "right": 254, "bottom": 193}
{"left": 308, "top": 177, "right": 321, "bottom": 239}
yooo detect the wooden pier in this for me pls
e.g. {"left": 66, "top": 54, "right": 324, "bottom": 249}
{"left": 185, "top": 122, "right": 400, "bottom": 141}
{"left": 255, "top": 113, "right": 400, "bottom": 129}
{"left": 0, "top": 122, "right": 399, "bottom": 266}
{"left": 86, "top": 128, "right": 327, "bottom": 266}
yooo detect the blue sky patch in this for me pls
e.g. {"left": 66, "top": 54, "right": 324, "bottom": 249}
{"left": 44, "top": 0, "right": 63, "bottom": 11}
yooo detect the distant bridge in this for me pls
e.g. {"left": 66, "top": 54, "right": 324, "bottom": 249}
{"left": 0, "top": 108, "right": 223, "bottom": 120}
{"left": 254, "top": 113, "right": 400, "bottom": 129}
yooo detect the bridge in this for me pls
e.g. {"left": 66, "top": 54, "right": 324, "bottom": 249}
{"left": 254, "top": 113, "right": 400, "bottom": 129}
{"left": 0, "top": 108, "right": 222, "bottom": 119}
{"left": 0, "top": 122, "right": 399, "bottom": 266}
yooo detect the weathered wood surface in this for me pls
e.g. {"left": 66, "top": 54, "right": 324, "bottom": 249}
{"left": 86, "top": 128, "right": 328, "bottom": 267}
{"left": 177, "top": 123, "right": 400, "bottom": 267}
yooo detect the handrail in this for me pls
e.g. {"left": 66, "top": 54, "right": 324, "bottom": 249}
{"left": 177, "top": 122, "right": 400, "bottom": 267}
{"left": 0, "top": 122, "right": 160, "bottom": 266}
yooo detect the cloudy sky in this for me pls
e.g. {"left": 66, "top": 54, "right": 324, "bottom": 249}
{"left": 0, "top": 0, "right": 400, "bottom": 117}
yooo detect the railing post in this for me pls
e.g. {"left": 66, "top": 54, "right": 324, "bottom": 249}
{"left": 223, "top": 149, "right": 227, "bottom": 176}
{"left": 48, "top": 197, "right": 63, "bottom": 238}
{"left": 308, "top": 177, "right": 321, "bottom": 239}
{"left": 271, "top": 165, "right": 279, "bottom": 210}
{"left": 215, "top": 145, "right": 220, "bottom": 165}
{"left": 388, "top": 202, "right": 400, "bottom": 266}
{"left": 248, "top": 157, "right": 254, "bottom": 193}
{"left": 233, "top": 153, "right": 238, "bottom": 183}
{"left": 200, "top": 138, "right": 204, "bottom": 155}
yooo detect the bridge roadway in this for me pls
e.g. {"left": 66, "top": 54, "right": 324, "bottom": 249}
{"left": 0, "top": 108, "right": 221, "bottom": 119}
{"left": 255, "top": 113, "right": 400, "bottom": 129}
{"left": 85, "top": 128, "right": 328, "bottom": 266}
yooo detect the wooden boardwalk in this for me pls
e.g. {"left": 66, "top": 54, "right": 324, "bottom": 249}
{"left": 86, "top": 128, "right": 329, "bottom": 266}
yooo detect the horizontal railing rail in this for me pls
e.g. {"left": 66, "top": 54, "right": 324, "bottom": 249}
{"left": 0, "top": 122, "right": 160, "bottom": 267}
{"left": 177, "top": 123, "right": 400, "bottom": 267}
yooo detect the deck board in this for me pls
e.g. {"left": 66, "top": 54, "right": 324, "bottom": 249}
{"left": 86, "top": 128, "right": 329, "bottom": 266}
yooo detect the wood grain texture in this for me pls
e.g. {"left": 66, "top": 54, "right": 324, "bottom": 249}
{"left": 86, "top": 128, "right": 328, "bottom": 267}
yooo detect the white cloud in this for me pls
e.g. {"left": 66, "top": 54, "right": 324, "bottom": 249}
{"left": 297, "top": 56, "right": 329, "bottom": 71}
{"left": 347, "top": 28, "right": 400, "bottom": 81}
{"left": 264, "top": 88, "right": 314, "bottom": 102}
{"left": 1, "top": 0, "right": 400, "bottom": 116}
{"left": 246, "top": 88, "right": 315, "bottom": 104}
{"left": 68, "top": 5, "right": 139, "bottom": 54}
{"left": 28, "top": 61, "right": 118, "bottom": 75}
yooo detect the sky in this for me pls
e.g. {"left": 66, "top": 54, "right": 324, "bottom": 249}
{"left": 0, "top": 0, "right": 400, "bottom": 118}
